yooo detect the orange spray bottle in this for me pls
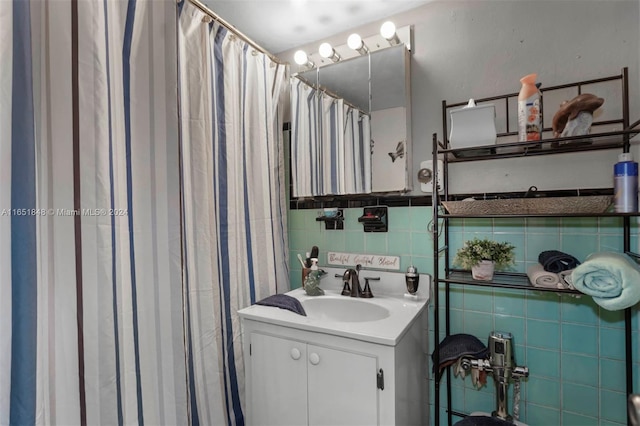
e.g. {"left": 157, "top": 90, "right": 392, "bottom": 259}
{"left": 518, "top": 73, "right": 541, "bottom": 141}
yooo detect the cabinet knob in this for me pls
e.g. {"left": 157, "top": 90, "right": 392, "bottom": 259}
{"left": 309, "top": 352, "right": 320, "bottom": 365}
{"left": 290, "top": 348, "right": 301, "bottom": 360}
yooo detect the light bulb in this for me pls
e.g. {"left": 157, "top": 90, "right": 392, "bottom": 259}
{"left": 347, "top": 33, "right": 369, "bottom": 55}
{"left": 318, "top": 43, "right": 333, "bottom": 58}
{"left": 380, "top": 21, "right": 400, "bottom": 45}
{"left": 294, "top": 50, "right": 309, "bottom": 66}
{"left": 347, "top": 33, "right": 363, "bottom": 50}
{"left": 380, "top": 21, "right": 396, "bottom": 40}
{"left": 318, "top": 42, "right": 341, "bottom": 62}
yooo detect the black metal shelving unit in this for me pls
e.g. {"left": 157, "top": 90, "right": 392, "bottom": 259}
{"left": 431, "top": 67, "right": 640, "bottom": 426}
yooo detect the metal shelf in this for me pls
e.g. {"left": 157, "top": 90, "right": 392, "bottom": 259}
{"left": 439, "top": 270, "right": 580, "bottom": 294}
{"left": 440, "top": 212, "right": 639, "bottom": 218}
{"left": 432, "top": 67, "right": 637, "bottom": 426}
{"left": 439, "top": 128, "right": 639, "bottom": 163}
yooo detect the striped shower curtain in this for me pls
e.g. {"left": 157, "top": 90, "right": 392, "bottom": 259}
{"left": 1, "top": 0, "right": 287, "bottom": 425}
{"left": 1, "top": 0, "right": 186, "bottom": 424}
{"left": 0, "top": 0, "right": 185, "bottom": 424}
{"left": 290, "top": 76, "right": 371, "bottom": 197}
{"left": 177, "top": 2, "right": 289, "bottom": 425}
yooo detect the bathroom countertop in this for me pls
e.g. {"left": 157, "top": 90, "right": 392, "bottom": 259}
{"left": 238, "top": 268, "right": 430, "bottom": 346}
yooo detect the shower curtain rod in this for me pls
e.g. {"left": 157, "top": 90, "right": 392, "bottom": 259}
{"left": 187, "top": 0, "right": 368, "bottom": 115}
{"left": 187, "top": 0, "right": 286, "bottom": 66}
{"left": 293, "top": 74, "right": 369, "bottom": 116}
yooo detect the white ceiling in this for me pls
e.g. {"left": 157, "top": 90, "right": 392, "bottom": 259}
{"left": 201, "top": 0, "right": 431, "bottom": 54}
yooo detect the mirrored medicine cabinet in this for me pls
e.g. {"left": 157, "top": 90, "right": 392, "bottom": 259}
{"left": 290, "top": 42, "right": 412, "bottom": 198}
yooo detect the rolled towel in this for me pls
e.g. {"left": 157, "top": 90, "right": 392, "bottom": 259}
{"left": 571, "top": 252, "right": 640, "bottom": 310}
{"left": 527, "top": 263, "right": 562, "bottom": 288}
{"left": 539, "top": 250, "right": 581, "bottom": 273}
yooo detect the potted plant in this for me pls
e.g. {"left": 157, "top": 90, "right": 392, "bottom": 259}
{"left": 454, "top": 237, "right": 515, "bottom": 280}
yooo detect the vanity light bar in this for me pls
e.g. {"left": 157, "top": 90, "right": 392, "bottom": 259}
{"left": 301, "top": 24, "right": 412, "bottom": 69}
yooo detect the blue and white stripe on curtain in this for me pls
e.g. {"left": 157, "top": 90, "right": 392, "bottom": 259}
{"left": 77, "top": 1, "right": 186, "bottom": 424}
{"left": 318, "top": 92, "right": 340, "bottom": 194}
{"left": 1, "top": 0, "right": 186, "bottom": 425}
{"left": 290, "top": 77, "right": 318, "bottom": 196}
{"left": 290, "top": 76, "right": 371, "bottom": 197}
{"left": 177, "top": 2, "right": 289, "bottom": 425}
{"left": 0, "top": 1, "right": 13, "bottom": 420}
{"left": 345, "top": 105, "right": 372, "bottom": 194}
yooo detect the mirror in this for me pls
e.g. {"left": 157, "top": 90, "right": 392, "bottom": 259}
{"left": 292, "top": 43, "right": 412, "bottom": 196}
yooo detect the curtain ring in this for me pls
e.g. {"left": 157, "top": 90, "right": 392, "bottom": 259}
{"left": 202, "top": 15, "right": 212, "bottom": 23}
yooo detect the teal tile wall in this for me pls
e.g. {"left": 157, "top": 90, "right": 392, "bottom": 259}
{"left": 287, "top": 207, "right": 640, "bottom": 425}
{"left": 288, "top": 206, "right": 434, "bottom": 289}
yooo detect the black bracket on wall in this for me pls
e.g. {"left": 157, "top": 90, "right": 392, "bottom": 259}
{"left": 315, "top": 209, "right": 344, "bottom": 230}
{"left": 358, "top": 206, "right": 388, "bottom": 232}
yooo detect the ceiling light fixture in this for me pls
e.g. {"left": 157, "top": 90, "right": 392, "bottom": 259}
{"left": 347, "top": 33, "right": 369, "bottom": 55}
{"left": 380, "top": 21, "right": 400, "bottom": 46}
{"left": 318, "top": 42, "right": 341, "bottom": 63}
{"left": 294, "top": 50, "right": 315, "bottom": 68}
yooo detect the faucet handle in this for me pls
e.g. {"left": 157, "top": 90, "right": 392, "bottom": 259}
{"left": 465, "top": 358, "right": 492, "bottom": 372}
{"left": 361, "top": 277, "right": 379, "bottom": 298}
{"left": 340, "top": 270, "right": 352, "bottom": 296}
{"left": 513, "top": 366, "right": 529, "bottom": 378}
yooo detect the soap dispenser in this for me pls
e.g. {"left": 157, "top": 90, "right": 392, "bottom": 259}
{"left": 405, "top": 265, "right": 419, "bottom": 294}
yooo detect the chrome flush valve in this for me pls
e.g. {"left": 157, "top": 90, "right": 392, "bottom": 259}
{"left": 487, "top": 331, "right": 528, "bottom": 421}
{"left": 462, "top": 331, "right": 528, "bottom": 422}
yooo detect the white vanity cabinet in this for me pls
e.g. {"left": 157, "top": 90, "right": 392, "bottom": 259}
{"left": 241, "top": 305, "right": 427, "bottom": 426}
{"left": 248, "top": 330, "right": 378, "bottom": 426}
{"left": 248, "top": 332, "right": 307, "bottom": 425}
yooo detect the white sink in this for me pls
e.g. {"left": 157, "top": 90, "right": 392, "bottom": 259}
{"left": 302, "top": 297, "right": 390, "bottom": 322}
{"left": 238, "top": 268, "right": 430, "bottom": 345}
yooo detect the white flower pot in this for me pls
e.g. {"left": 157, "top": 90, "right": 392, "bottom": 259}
{"left": 471, "top": 260, "right": 495, "bottom": 281}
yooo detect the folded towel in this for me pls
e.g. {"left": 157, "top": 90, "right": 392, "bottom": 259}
{"left": 571, "top": 252, "right": 640, "bottom": 310}
{"left": 256, "top": 294, "right": 306, "bottom": 316}
{"left": 527, "top": 263, "right": 562, "bottom": 288}
{"left": 539, "top": 250, "right": 581, "bottom": 273}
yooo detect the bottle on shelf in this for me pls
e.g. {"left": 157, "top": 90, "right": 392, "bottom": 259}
{"left": 614, "top": 153, "right": 638, "bottom": 212}
{"left": 518, "top": 73, "right": 541, "bottom": 142}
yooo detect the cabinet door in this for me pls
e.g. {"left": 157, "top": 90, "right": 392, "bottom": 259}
{"left": 307, "top": 344, "right": 378, "bottom": 426}
{"left": 249, "top": 333, "right": 308, "bottom": 426}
